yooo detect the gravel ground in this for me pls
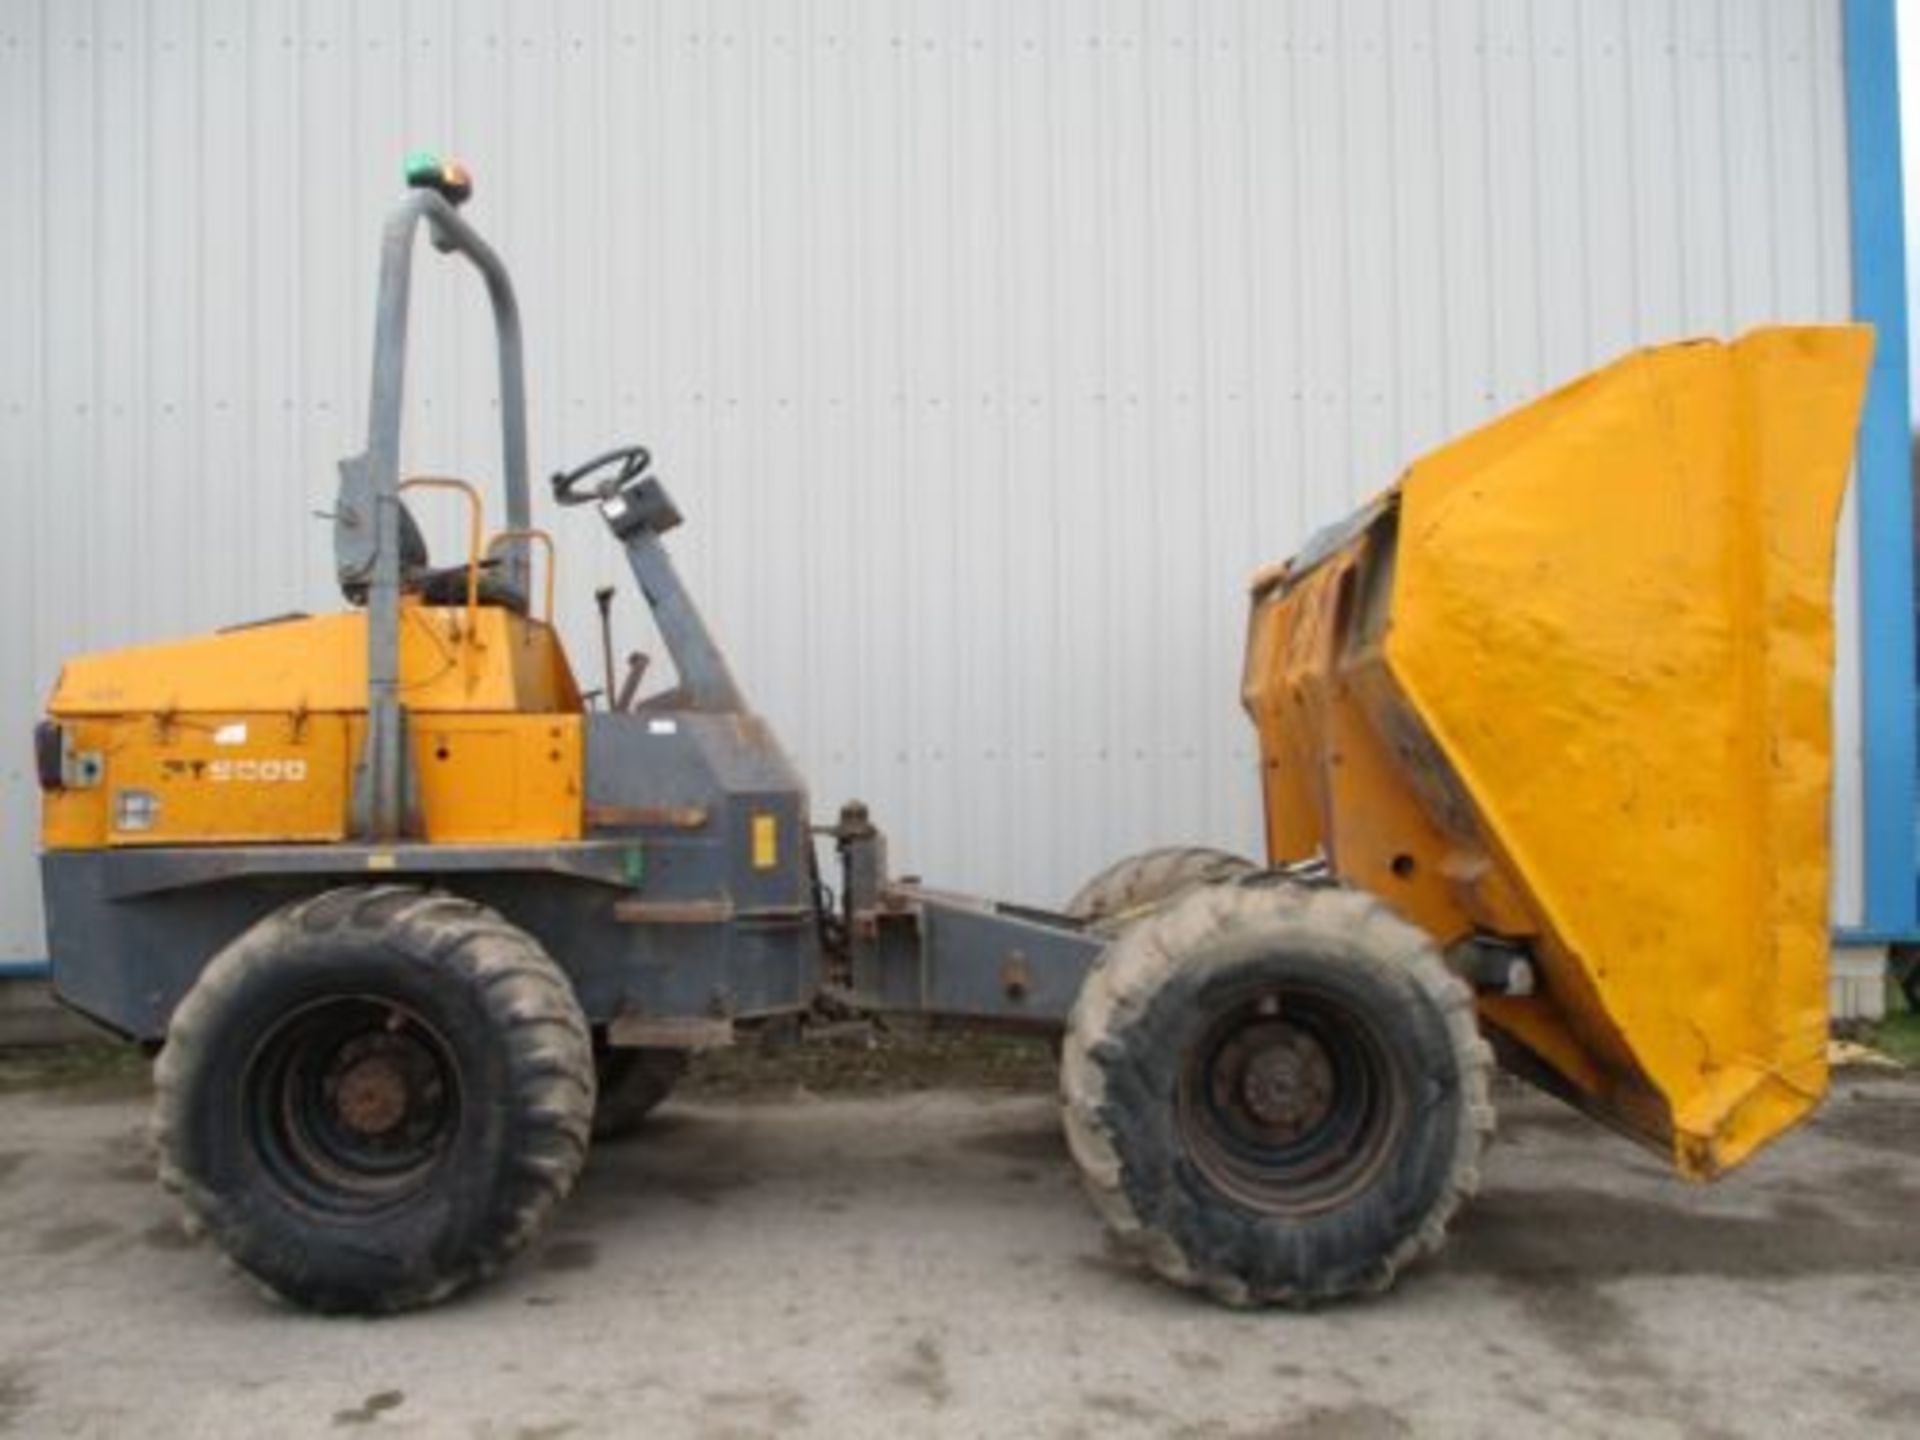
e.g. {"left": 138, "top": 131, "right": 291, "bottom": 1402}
{"left": 0, "top": 1053, "right": 1915, "bottom": 1439}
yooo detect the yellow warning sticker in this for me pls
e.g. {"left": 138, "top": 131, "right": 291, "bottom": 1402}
{"left": 751, "top": 813, "right": 778, "bottom": 870}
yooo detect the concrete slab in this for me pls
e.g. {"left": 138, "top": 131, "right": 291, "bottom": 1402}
{"left": 0, "top": 1070, "right": 1914, "bottom": 1437}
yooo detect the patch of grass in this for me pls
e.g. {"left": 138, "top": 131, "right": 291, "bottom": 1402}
{"left": 684, "top": 1022, "right": 1058, "bottom": 1098}
{"left": 1867, "top": 1008, "right": 1920, "bottom": 1067}
{"left": 0, "top": 1028, "right": 1061, "bottom": 1103}
{"left": 0, "top": 1041, "right": 151, "bottom": 1097}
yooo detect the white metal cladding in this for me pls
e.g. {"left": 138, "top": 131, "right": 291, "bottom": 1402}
{"left": 0, "top": 0, "right": 1863, "bottom": 959}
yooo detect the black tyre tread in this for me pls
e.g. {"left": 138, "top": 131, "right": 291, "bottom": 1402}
{"left": 1060, "top": 881, "right": 1494, "bottom": 1307}
{"left": 153, "top": 886, "right": 595, "bottom": 1313}
{"left": 1064, "top": 846, "right": 1259, "bottom": 932}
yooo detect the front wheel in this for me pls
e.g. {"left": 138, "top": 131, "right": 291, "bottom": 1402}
{"left": 154, "top": 886, "right": 595, "bottom": 1314}
{"left": 1060, "top": 881, "right": 1492, "bottom": 1306}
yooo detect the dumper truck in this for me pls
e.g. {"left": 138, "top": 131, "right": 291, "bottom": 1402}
{"left": 36, "top": 160, "right": 1872, "bottom": 1312}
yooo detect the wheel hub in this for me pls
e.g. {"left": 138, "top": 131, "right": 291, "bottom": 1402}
{"left": 332, "top": 1053, "right": 410, "bottom": 1137}
{"left": 1231, "top": 1026, "right": 1335, "bottom": 1140}
{"left": 248, "top": 997, "right": 460, "bottom": 1215}
{"left": 1179, "top": 985, "right": 1406, "bottom": 1218}
{"left": 319, "top": 1028, "right": 445, "bottom": 1149}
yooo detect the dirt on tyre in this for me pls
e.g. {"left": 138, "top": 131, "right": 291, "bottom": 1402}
{"left": 1060, "top": 880, "right": 1492, "bottom": 1306}
{"left": 1064, "top": 846, "right": 1258, "bottom": 932}
{"left": 592, "top": 1047, "right": 689, "bottom": 1140}
{"left": 153, "top": 885, "right": 595, "bottom": 1314}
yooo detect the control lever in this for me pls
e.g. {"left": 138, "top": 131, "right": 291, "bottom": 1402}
{"left": 594, "top": 586, "right": 618, "bottom": 705}
{"left": 615, "top": 652, "right": 650, "bottom": 713}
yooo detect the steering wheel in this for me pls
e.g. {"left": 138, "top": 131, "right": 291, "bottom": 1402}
{"left": 551, "top": 444, "right": 652, "bottom": 507}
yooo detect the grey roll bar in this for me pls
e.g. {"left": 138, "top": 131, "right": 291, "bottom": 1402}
{"left": 333, "top": 189, "right": 531, "bottom": 839}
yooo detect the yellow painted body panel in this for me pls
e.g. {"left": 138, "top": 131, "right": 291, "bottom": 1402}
{"left": 406, "top": 714, "right": 583, "bottom": 843}
{"left": 42, "top": 713, "right": 354, "bottom": 848}
{"left": 49, "top": 605, "right": 579, "bottom": 717}
{"left": 42, "top": 605, "right": 584, "bottom": 847}
{"left": 1244, "top": 327, "right": 1872, "bottom": 1178}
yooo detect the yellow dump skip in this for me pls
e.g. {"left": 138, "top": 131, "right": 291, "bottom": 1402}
{"left": 1245, "top": 327, "right": 1873, "bottom": 1178}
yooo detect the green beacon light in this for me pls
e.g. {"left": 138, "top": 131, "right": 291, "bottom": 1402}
{"left": 404, "top": 150, "right": 473, "bottom": 207}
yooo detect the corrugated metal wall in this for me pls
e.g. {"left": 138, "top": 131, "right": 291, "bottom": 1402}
{"left": 0, "top": 0, "right": 1861, "bottom": 958}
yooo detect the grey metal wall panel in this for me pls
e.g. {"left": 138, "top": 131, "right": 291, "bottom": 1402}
{"left": 0, "top": 0, "right": 1862, "bottom": 957}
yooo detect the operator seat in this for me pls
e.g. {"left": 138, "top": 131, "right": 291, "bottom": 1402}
{"left": 340, "top": 499, "right": 529, "bottom": 613}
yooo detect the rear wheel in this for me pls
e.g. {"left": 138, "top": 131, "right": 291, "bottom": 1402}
{"left": 1064, "top": 846, "right": 1258, "bottom": 931}
{"left": 1061, "top": 881, "right": 1491, "bottom": 1306}
{"left": 592, "top": 1047, "right": 689, "bottom": 1140}
{"left": 154, "top": 886, "right": 595, "bottom": 1314}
